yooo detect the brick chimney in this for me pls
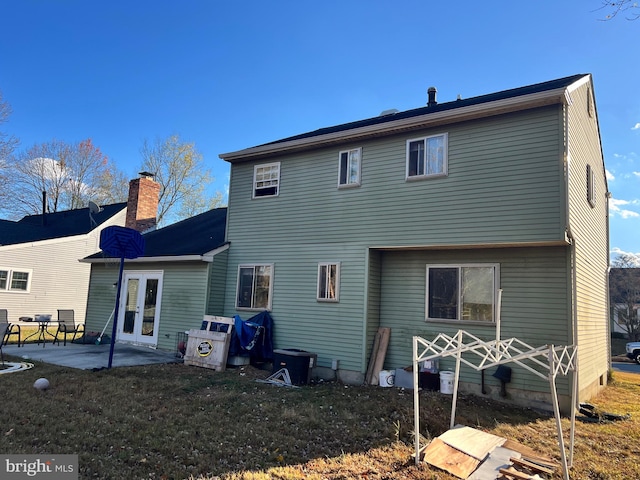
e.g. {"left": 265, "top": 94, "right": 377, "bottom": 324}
{"left": 125, "top": 172, "right": 160, "bottom": 232}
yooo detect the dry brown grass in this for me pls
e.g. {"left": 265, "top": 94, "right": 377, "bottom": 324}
{"left": 1, "top": 350, "right": 638, "bottom": 480}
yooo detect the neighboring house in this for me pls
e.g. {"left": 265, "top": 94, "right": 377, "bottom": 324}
{"left": 609, "top": 267, "right": 640, "bottom": 338}
{"left": 0, "top": 202, "right": 127, "bottom": 323}
{"left": 219, "top": 73, "right": 609, "bottom": 410}
{"left": 81, "top": 207, "right": 228, "bottom": 352}
{"left": 0, "top": 173, "right": 159, "bottom": 325}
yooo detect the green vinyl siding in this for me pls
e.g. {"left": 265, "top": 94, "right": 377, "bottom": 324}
{"left": 206, "top": 249, "right": 228, "bottom": 316}
{"left": 86, "top": 262, "right": 212, "bottom": 352}
{"left": 365, "top": 250, "right": 382, "bottom": 370}
{"left": 224, "top": 243, "right": 368, "bottom": 371}
{"left": 227, "top": 106, "right": 565, "bottom": 249}
{"left": 378, "top": 247, "right": 571, "bottom": 396}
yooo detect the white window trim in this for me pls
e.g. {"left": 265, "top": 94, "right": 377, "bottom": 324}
{"left": 253, "top": 162, "right": 281, "bottom": 199}
{"left": 0, "top": 267, "right": 33, "bottom": 293}
{"left": 425, "top": 263, "right": 499, "bottom": 323}
{"left": 338, "top": 148, "right": 361, "bottom": 188}
{"left": 317, "top": 262, "right": 340, "bottom": 302}
{"left": 235, "top": 263, "right": 274, "bottom": 311}
{"left": 587, "top": 164, "right": 596, "bottom": 208}
{"left": 406, "top": 133, "right": 448, "bottom": 180}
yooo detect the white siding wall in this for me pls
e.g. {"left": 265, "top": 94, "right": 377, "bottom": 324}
{"left": 0, "top": 211, "right": 125, "bottom": 324}
{"left": 566, "top": 79, "right": 610, "bottom": 400}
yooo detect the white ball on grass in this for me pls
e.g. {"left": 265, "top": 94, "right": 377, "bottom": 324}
{"left": 34, "top": 378, "right": 50, "bottom": 391}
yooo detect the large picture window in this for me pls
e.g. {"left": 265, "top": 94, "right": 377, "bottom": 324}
{"left": 253, "top": 163, "right": 280, "bottom": 198}
{"left": 406, "top": 133, "right": 448, "bottom": 179}
{"left": 317, "top": 262, "right": 340, "bottom": 302}
{"left": 0, "top": 268, "right": 31, "bottom": 292}
{"left": 236, "top": 264, "right": 273, "bottom": 310}
{"left": 426, "top": 264, "right": 498, "bottom": 322}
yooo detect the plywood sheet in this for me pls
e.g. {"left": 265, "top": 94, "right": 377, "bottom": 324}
{"left": 439, "top": 426, "right": 506, "bottom": 461}
{"left": 423, "top": 438, "right": 480, "bottom": 479}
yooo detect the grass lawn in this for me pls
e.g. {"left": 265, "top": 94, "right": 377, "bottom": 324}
{"left": 1, "top": 348, "right": 639, "bottom": 480}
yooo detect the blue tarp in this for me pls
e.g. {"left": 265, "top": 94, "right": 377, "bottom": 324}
{"left": 228, "top": 311, "right": 274, "bottom": 361}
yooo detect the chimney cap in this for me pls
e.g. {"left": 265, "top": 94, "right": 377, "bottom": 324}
{"left": 138, "top": 171, "right": 155, "bottom": 179}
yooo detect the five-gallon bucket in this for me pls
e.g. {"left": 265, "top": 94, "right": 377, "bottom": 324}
{"left": 379, "top": 370, "right": 395, "bottom": 387}
{"left": 440, "top": 370, "right": 455, "bottom": 394}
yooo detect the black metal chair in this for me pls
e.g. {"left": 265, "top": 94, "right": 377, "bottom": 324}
{"left": 53, "top": 309, "right": 85, "bottom": 346}
{"left": 0, "top": 309, "right": 21, "bottom": 347}
{"left": 0, "top": 323, "right": 7, "bottom": 366}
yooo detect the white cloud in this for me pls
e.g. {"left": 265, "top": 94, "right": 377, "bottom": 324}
{"left": 634, "top": 171, "right": 640, "bottom": 178}
{"left": 610, "top": 247, "right": 640, "bottom": 265}
{"left": 633, "top": 123, "right": 640, "bottom": 131}
{"left": 606, "top": 169, "right": 615, "bottom": 181}
{"left": 609, "top": 197, "right": 640, "bottom": 218}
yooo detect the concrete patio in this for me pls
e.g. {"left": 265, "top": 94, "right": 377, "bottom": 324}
{"left": 2, "top": 341, "right": 181, "bottom": 370}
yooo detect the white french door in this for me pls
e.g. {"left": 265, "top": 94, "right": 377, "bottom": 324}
{"left": 117, "top": 271, "right": 163, "bottom": 346}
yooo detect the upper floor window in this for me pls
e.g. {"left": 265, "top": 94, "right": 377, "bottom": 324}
{"left": 587, "top": 164, "right": 596, "bottom": 208}
{"left": 426, "top": 264, "right": 498, "bottom": 323}
{"left": 338, "top": 148, "right": 361, "bottom": 187}
{"left": 0, "top": 268, "right": 31, "bottom": 292}
{"left": 406, "top": 133, "right": 448, "bottom": 179}
{"left": 253, "top": 163, "right": 280, "bottom": 198}
{"left": 236, "top": 264, "right": 273, "bottom": 310}
{"left": 317, "top": 262, "right": 340, "bottom": 302}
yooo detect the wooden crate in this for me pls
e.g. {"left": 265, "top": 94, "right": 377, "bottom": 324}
{"left": 184, "top": 316, "right": 234, "bottom": 371}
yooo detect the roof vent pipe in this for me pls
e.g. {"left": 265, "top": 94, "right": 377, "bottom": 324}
{"left": 427, "top": 86, "right": 437, "bottom": 107}
{"left": 42, "top": 191, "right": 47, "bottom": 226}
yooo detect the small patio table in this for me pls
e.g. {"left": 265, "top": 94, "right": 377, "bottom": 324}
{"left": 24, "top": 315, "right": 54, "bottom": 347}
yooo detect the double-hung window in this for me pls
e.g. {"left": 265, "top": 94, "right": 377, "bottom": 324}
{"left": 253, "top": 163, "right": 280, "bottom": 198}
{"left": 426, "top": 264, "right": 498, "bottom": 322}
{"left": 317, "top": 262, "right": 340, "bottom": 302}
{"left": 0, "top": 268, "right": 32, "bottom": 292}
{"left": 406, "top": 133, "right": 448, "bottom": 179}
{"left": 236, "top": 264, "right": 274, "bottom": 310}
{"left": 338, "top": 148, "right": 361, "bottom": 187}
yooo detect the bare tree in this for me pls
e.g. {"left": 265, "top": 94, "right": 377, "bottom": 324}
{"left": 0, "top": 90, "right": 20, "bottom": 209}
{"left": 598, "top": 1, "right": 640, "bottom": 20}
{"left": 140, "top": 134, "right": 223, "bottom": 226}
{"left": 610, "top": 253, "right": 640, "bottom": 341}
{"left": 2, "top": 138, "right": 128, "bottom": 219}
{"left": 0, "top": 90, "right": 19, "bottom": 161}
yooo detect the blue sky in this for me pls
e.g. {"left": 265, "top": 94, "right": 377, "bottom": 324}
{"left": 1, "top": 1, "right": 639, "bottom": 259}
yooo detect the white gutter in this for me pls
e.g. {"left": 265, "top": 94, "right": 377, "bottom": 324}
{"left": 79, "top": 243, "right": 230, "bottom": 264}
{"left": 220, "top": 87, "right": 570, "bottom": 162}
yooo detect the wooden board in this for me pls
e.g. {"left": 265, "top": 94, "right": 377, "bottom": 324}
{"left": 500, "top": 439, "right": 559, "bottom": 469}
{"left": 439, "top": 426, "right": 506, "bottom": 461}
{"left": 423, "top": 438, "right": 480, "bottom": 479}
{"left": 365, "top": 327, "right": 390, "bottom": 385}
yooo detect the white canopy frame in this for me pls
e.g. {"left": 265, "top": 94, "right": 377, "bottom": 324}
{"left": 411, "top": 329, "right": 578, "bottom": 480}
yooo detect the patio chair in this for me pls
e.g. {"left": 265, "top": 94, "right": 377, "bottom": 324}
{"left": 0, "top": 322, "right": 8, "bottom": 365}
{"left": 0, "top": 309, "right": 21, "bottom": 347}
{"left": 53, "top": 309, "right": 85, "bottom": 346}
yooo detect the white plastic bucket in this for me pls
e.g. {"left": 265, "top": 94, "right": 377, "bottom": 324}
{"left": 440, "top": 371, "right": 455, "bottom": 394}
{"left": 379, "top": 370, "right": 395, "bottom": 387}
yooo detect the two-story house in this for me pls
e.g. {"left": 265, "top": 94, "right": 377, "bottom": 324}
{"left": 219, "top": 73, "right": 609, "bottom": 410}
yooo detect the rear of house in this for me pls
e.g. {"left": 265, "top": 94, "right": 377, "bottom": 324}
{"left": 219, "top": 74, "right": 609, "bottom": 410}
